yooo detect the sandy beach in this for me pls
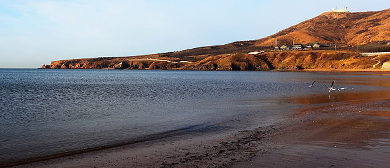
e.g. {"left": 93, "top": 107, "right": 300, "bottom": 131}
{"left": 11, "top": 89, "right": 390, "bottom": 168}
{"left": 232, "top": 92, "right": 390, "bottom": 168}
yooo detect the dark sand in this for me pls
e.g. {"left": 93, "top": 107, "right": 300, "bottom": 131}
{"left": 12, "top": 91, "right": 390, "bottom": 168}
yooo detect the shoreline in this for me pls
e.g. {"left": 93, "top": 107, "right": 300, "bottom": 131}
{"left": 13, "top": 121, "right": 284, "bottom": 168}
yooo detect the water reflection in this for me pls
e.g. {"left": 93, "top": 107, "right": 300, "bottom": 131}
{"left": 286, "top": 85, "right": 390, "bottom": 149}
{"left": 288, "top": 91, "right": 390, "bottom": 105}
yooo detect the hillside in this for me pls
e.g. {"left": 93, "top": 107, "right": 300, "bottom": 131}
{"left": 41, "top": 8, "right": 390, "bottom": 71}
{"left": 257, "top": 8, "right": 390, "bottom": 46}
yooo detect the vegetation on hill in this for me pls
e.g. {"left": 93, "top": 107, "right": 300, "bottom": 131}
{"left": 257, "top": 8, "right": 390, "bottom": 46}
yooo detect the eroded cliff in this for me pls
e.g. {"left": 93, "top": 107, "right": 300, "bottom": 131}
{"left": 41, "top": 51, "right": 390, "bottom": 71}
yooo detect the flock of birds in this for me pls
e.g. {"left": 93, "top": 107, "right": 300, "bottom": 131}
{"left": 308, "top": 80, "right": 349, "bottom": 92}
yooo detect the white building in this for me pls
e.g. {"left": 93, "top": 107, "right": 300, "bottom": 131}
{"left": 331, "top": 7, "right": 348, "bottom": 13}
{"left": 248, "top": 51, "right": 264, "bottom": 55}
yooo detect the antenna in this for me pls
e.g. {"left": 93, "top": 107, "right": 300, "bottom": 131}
{"left": 275, "top": 38, "right": 278, "bottom": 47}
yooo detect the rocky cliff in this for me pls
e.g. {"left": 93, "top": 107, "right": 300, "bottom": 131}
{"left": 41, "top": 51, "right": 390, "bottom": 71}
{"left": 184, "top": 51, "right": 390, "bottom": 71}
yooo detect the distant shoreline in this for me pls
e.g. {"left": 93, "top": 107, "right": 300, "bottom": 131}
{"left": 36, "top": 68, "right": 390, "bottom": 72}
{"left": 39, "top": 50, "right": 390, "bottom": 71}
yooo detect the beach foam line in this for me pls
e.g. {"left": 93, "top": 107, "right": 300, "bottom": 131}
{"left": 0, "top": 124, "right": 225, "bottom": 167}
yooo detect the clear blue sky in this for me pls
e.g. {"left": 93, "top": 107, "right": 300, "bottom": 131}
{"left": 0, "top": 0, "right": 387, "bottom": 68}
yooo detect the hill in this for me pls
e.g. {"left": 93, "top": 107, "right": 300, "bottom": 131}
{"left": 257, "top": 8, "right": 390, "bottom": 46}
{"left": 41, "top": 8, "right": 390, "bottom": 71}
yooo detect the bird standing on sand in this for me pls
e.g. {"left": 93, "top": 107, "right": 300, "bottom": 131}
{"left": 328, "top": 81, "right": 337, "bottom": 92}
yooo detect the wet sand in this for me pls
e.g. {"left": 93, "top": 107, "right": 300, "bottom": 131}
{"left": 231, "top": 94, "right": 390, "bottom": 168}
{"left": 12, "top": 90, "right": 390, "bottom": 168}
{"left": 12, "top": 125, "right": 279, "bottom": 168}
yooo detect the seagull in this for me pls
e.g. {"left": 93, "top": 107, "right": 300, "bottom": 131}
{"left": 328, "top": 81, "right": 337, "bottom": 92}
{"left": 338, "top": 87, "right": 347, "bottom": 91}
{"left": 308, "top": 80, "right": 316, "bottom": 88}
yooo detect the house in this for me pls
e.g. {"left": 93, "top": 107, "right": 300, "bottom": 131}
{"left": 292, "top": 44, "right": 304, "bottom": 50}
{"left": 387, "top": 42, "right": 390, "bottom": 45}
{"left": 280, "top": 45, "right": 291, "bottom": 50}
{"left": 313, "top": 43, "right": 329, "bottom": 48}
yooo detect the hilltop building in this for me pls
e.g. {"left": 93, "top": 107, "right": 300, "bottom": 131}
{"left": 331, "top": 7, "right": 348, "bottom": 13}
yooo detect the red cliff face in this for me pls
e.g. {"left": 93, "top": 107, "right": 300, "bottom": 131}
{"left": 183, "top": 51, "right": 389, "bottom": 71}
{"left": 40, "top": 51, "right": 390, "bottom": 71}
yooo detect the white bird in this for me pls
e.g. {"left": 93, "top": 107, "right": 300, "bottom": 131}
{"left": 328, "top": 81, "right": 336, "bottom": 92}
{"left": 338, "top": 87, "right": 347, "bottom": 91}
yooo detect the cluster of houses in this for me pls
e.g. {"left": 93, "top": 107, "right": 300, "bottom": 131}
{"left": 275, "top": 43, "right": 330, "bottom": 51}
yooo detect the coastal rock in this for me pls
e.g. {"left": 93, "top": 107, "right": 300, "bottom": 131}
{"left": 52, "top": 64, "right": 61, "bottom": 69}
{"left": 68, "top": 64, "right": 75, "bottom": 69}
{"left": 114, "top": 61, "right": 130, "bottom": 69}
{"left": 60, "top": 64, "right": 68, "bottom": 69}
{"left": 184, "top": 54, "right": 271, "bottom": 71}
{"left": 40, "top": 64, "right": 51, "bottom": 69}
{"left": 75, "top": 63, "right": 85, "bottom": 69}
{"left": 114, "top": 62, "right": 123, "bottom": 69}
{"left": 128, "top": 61, "right": 150, "bottom": 69}
{"left": 148, "top": 61, "right": 180, "bottom": 70}
{"left": 39, "top": 51, "right": 389, "bottom": 71}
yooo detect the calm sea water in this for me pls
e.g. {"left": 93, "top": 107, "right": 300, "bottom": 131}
{"left": 0, "top": 69, "right": 389, "bottom": 164}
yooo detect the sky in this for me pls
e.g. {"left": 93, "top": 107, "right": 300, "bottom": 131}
{"left": 0, "top": 0, "right": 388, "bottom": 68}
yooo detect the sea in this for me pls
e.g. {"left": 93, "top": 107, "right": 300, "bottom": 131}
{"left": 1, "top": 69, "right": 389, "bottom": 165}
